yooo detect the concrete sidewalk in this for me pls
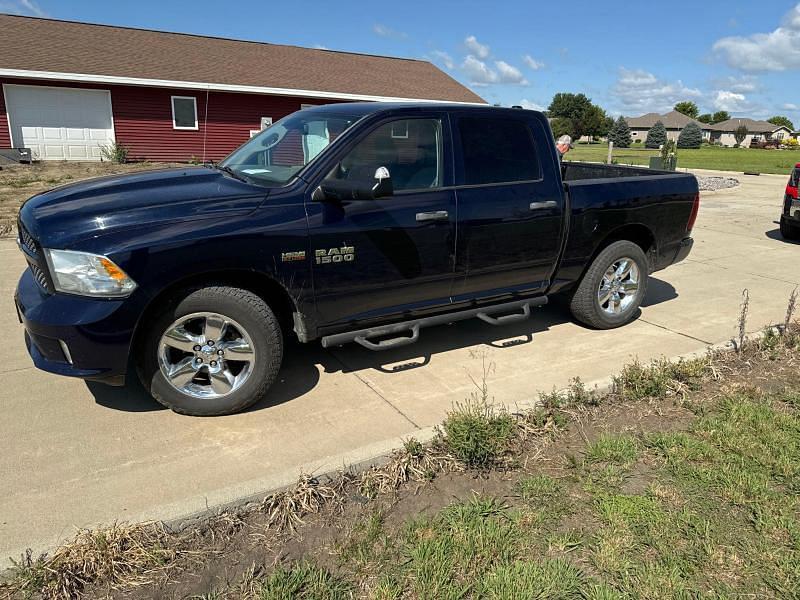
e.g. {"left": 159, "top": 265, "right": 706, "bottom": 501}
{"left": 0, "top": 169, "right": 796, "bottom": 564}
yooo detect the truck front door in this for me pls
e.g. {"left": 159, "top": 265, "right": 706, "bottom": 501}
{"left": 306, "top": 114, "right": 456, "bottom": 331}
{"left": 451, "top": 113, "right": 564, "bottom": 302}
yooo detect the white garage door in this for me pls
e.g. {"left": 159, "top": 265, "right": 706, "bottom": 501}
{"left": 4, "top": 84, "right": 115, "bottom": 161}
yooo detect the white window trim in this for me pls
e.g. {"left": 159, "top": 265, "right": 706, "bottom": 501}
{"left": 171, "top": 95, "right": 198, "bottom": 130}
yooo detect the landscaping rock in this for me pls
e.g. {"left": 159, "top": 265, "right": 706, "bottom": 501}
{"left": 696, "top": 175, "right": 739, "bottom": 191}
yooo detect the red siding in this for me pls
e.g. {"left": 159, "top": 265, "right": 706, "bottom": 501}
{"left": 0, "top": 77, "right": 346, "bottom": 161}
{"left": 0, "top": 84, "right": 9, "bottom": 147}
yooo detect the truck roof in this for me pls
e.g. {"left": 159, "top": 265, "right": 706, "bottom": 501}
{"left": 303, "top": 102, "right": 539, "bottom": 119}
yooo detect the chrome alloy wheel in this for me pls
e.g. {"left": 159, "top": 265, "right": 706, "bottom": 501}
{"left": 597, "top": 258, "right": 640, "bottom": 316}
{"left": 157, "top": 312, "right": 256, "bottom": 399}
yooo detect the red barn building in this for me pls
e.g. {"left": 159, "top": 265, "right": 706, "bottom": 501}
{"left": 0, "top": 15, "right": 483, "bottom": 162}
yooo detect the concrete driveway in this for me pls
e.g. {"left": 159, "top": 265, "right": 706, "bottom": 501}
{"left": 0, "top": 168, "right": 796, "bottom": 563}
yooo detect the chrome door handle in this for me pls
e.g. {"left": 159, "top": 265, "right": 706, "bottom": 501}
{"left": 416, "top": 210, "right": 449, "bottom": 222}
{"left": 529, "top": 200, "right": 558, "bottom": 211}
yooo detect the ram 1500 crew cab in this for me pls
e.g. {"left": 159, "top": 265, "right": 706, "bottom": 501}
{"left": 15, "top": 103, "right": 698, "bottom": 415}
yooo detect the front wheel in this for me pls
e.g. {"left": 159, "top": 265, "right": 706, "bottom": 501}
{"left": 569, "top": 240, "right": 649, "bottom": 329}
{"left": 138, "top": 286, "right": 283, "bottom": 416}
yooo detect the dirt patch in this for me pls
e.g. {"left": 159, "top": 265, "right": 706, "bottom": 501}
{"left": 0, "top": 161, "right": 180, "bottom": 235}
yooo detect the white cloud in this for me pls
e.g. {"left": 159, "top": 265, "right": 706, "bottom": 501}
{"left": 712, "top": 90, "right": 748, "bottom": 112}
{"left": 522, "top": 55, "right": 545, "bottom": 70}
{"left": 464, "top": 35, "right": 490, "bottom": 59}
{"left": 784, "top": 103, "right": 800, "bottom": 110}
{"left": 612, "top": 68, "right": 702, "bottom": 113}
{"left": 494, "top": 60, "right": 528, "bottom": 84}
{"left": 713, "top": 74, "right": 759, "bottom": 93}
{"left": 712, "top": 3, "right": 800, "bottom": 71}
{"left": 430, "top": 50, "right": 454, "bottom": 70}
{"left": 0, "top": 0, "right": 46, "bottom": 16}
{"left": 519, "top": 99, "right": 545, "bottom": 111}
{"left": 461, "top": 55, "right": 528, "bottom": 86}
{"left": 710, "top": 90, "right": 768, "bottom": 118}
{"left": 462, "top": 55, "right": 497, "bottom": 86}
{"left": 372, "top": 23, "right": 408, "bottom": 39}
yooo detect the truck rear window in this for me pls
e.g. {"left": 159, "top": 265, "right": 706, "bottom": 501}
{"left": 458, "top": 117, "right": 541, "bottom": 185}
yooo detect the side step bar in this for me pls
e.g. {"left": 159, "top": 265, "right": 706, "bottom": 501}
{"left": 321, "top": 297, "right": 547, "bottom": 351}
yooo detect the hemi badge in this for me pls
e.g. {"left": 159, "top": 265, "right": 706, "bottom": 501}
{"left": 281, "top": 251, "right": 306, "bottom": 262}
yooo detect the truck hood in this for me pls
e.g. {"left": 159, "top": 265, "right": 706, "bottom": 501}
{"left": 19, "top": 166, "right": 268, "bottom": 249}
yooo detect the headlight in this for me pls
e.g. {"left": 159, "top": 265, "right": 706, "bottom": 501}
{"left": 44, "top": 249, "right": 137, "bottom": 297}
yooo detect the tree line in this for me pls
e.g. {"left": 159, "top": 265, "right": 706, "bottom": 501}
{"left": 544, "top": 95, "right": 795, "bottom": 149}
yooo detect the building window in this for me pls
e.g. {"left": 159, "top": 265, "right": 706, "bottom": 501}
{"left": 391, "top": 121, "right": 409, "bottom": 139}
{"left": 631, "top": 131, "right": 638, "bottom": 136}
{"left": 260, "top": 117, "right": 273, "bottom": 130}
{"left": 775, "top": 131, "right": 785, "bottom": 140}
{"left": 171, "top": 96, "right": 198, "bottom": 130}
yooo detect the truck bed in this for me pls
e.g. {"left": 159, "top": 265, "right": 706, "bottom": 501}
{"left": 562, "top": 161, "right": 688, "bottom": 182}
{"left": 550, "top": 162, "right": 699, "bottom": 293}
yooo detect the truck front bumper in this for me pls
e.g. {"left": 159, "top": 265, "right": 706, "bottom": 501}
{"left": 14, "top": 269, "right": 137, "bottom": 385}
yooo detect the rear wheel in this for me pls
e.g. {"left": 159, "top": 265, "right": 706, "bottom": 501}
{"left": 138, "top": 286, "right": 282, "bottom": 416}
{"left": 780, "top": 218, "right": 800, "bottom": 241}
{"left": 569, "top": 240, "right": 649, "bottom": 329}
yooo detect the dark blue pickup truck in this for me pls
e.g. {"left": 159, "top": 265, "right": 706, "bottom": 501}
{"left": 15, "top": 103, "right": 698, "bottom": 415}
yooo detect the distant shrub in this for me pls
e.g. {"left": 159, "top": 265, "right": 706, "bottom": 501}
{"left": 100, "top": 142, "right": 129, "bottom": 164}
{"left": 608, "top": 116, "right": 632, "bottom": 148}
{"left": 734, "top": 124, "right": 749, "bottom": 146}
{"left": 677, "top": 122, "right": 703, "bottom": 149}
{"left": 645, "top": 121, "right": 667, "bottom": 148}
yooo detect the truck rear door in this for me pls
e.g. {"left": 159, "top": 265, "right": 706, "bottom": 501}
{"left": 451, "top": 112, "right": 564, "bottom": 302}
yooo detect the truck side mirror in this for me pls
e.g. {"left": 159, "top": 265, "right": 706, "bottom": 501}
{"left": 372, "top": 166, "right": 393, "bottom": 199}
{"left": 312, "top": 166, "right": 393, "bottom": 202}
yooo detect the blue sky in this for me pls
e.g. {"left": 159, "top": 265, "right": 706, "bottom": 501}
{"left": 3, "top": 0, "right": 800, "bottom": 125}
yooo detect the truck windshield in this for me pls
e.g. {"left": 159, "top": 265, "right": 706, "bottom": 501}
{"left": 219, "top": 111, "right": 362, "bottom": 185}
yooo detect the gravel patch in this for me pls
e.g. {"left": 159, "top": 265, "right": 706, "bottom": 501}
{"left": 696, "top": 175, "right": 739, "bottom": 191}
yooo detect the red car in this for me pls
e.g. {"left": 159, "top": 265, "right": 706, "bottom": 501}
{"left": 781, "top": 163, "right": 800, "bottom": 240}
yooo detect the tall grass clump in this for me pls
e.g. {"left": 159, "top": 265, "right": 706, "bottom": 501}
{"left": 441, "top": 398, "right": 515, "bottom": 467}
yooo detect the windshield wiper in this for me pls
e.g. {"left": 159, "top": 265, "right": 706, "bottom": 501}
{"left": 216, "top": 164, "right": 251, "bottom": 184}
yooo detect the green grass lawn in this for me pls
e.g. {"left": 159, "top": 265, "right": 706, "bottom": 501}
{"left": 567, "top": 143, "right": 800, "bottom": 175}
{"left": 262, "top": 386, "right": 800, "bottom": 599}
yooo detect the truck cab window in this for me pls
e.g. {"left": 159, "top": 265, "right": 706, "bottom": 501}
{"left": 333, "top": 118, "right": 443, "bottom": 192}
{"left": 458, "top": 117, "right": 540, "bottom": 185}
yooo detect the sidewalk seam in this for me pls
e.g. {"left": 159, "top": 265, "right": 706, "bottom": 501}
{"left": 324, "top": 350, "right": 421, "bottom": 430}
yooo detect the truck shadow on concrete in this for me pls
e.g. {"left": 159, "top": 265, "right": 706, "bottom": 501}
{"left": 86, "top": 345, "right": 324, "bottom": 414}
{"left": 317, "top": 276, "right": 677, "bottom": 376}
{"left": 86, "top": 277, "right": 676, "bottom": 413}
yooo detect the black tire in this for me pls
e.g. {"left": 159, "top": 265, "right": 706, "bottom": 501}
{"left": 137, "top": 286, "right": 282, "bottom": 416}
{"left": 780, "top": 218, "right": 800, "bottom": 241}
{"left": 569, "top": 240, "right": 649, "bottom": 329}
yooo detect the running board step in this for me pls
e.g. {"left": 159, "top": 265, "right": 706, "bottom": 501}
{"left": 321, "top": 297, "right": 547, "bottom": 351}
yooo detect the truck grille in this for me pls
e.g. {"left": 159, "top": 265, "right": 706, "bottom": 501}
{"left": 31, "top": 263, "right": 51, "bottom": 290}
{"left": 18, "top": 220, "right": 52, "bottom": 293}
{"left": 19, "top": 221, "right": 38, "bottom": 257}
